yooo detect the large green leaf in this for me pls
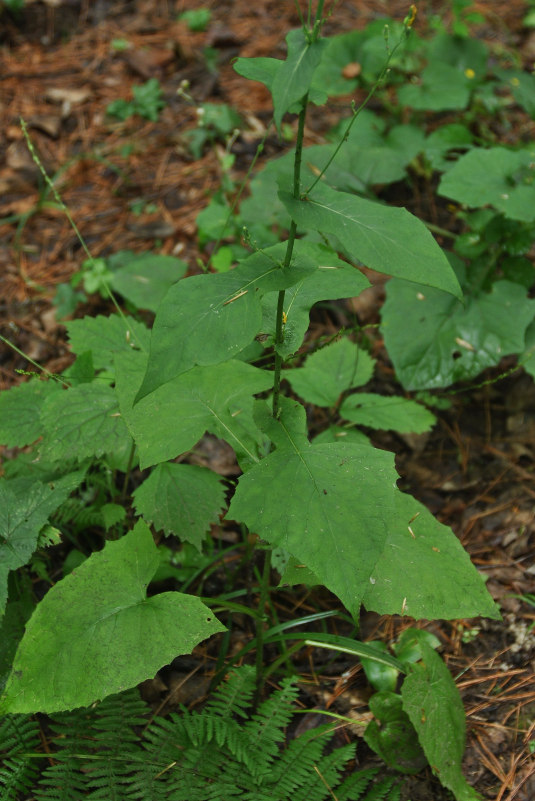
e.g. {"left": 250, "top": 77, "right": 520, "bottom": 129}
{"left": 0, "top": 520, "right": 225, "bottom": 713}
{"left": 283, "top": 337, "right": 375, "bottom": 407}
{"left": 382, "top": 278, "right": 535, "bottom": 390}
{"left": 228, "top": 399, "right": 498, "bottom": 621}
{"left": 340, "top": 393, "right": 436, "bottom": 433}
{"left": 134, "top": 243, "right": 317, "bottom": 402}
{"left": 438, "top": 147, "right": 535, "bottom": 222}
{"left": 272, "top": 29, "right": 328, "bottom": 131}
{"left": 0, "top": 378, "right": 61, "bottom": 448}
{"left": 280, "top": 183, "right": 462, "bottom": 297}
{"left": 110, "top": 253, "right": 188, "bottom": 312}
{"left": 402, "top": 642, "right": 480, "bottom": 801}
{"left": 133, "top": 463, "right": 226, "bottom": 549}
{"left": 0, "top": 471, "right": 85, "bottom": 615}
{"left": 261, "top": 260, "right": 370, "bottom": 359}
{"left": 115, "top": 350, "right": 272, "bottom": 469}
{"left": 397, "top": 62, "right": 472, "bottom": 111}
{"left": 39, "top": 383, "right": 132, "bottom": 462}
{"left": 66, "top": 314, "right": 150, "bottom": 370}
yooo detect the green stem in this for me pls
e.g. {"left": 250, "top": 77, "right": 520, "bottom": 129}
{"left": 272, "top": 97, "right": 309, "bottom": 419}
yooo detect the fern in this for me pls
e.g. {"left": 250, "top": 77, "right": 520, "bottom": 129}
{"left": 0, "top": 714, "right": 41, "bottom": 800}
{"left": 0, "top": 668, "right": 402, "bottom": 800}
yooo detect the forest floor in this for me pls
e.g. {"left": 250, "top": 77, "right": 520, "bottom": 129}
{"left": 1, "top": 1, "right": 535, "bottom": 799}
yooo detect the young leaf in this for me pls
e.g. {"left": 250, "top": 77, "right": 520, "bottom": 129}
{"left": 280, "top": 182, "right": 462, "bottom": 298}
{"left": 0, "top": 470, "right": 85, "bottom": 615}
{"left": 401, "top": 643, "right": 481, "bottom": 801}
{"left": 284, "top": 338, "right": 375, "bottom": 407}
{"left": 228, "top": 399, "right": 499, "bottom": 621}
{"left": 382, "top": 278, "right": 535, "bottom": 390}
{"left": 340, "top": 393, "right": 436, "bottom": 433}
{"left": 0, "top": 379, "right": 61, "bottom": 448}
{"left": 39, "top": 384, "right": 133, "bottom": 462}
{"left": 115, "top": 350, "right": 272, "bottom": 469}
{"left": 133, "top": 463, "right": 226, "bottom": 549}
{"left": 0, "top": 520, "right": 225, "bottom": 713}
{"left": 272, "top": 29, "right": 328, "bottom": 132}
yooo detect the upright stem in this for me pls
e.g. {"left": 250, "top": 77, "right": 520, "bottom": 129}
{"left": 272, "top": 97, "right": 308, "bottom": 419}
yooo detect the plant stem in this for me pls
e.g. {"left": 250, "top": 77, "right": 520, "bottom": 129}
{"left": 272, "top": 97, "right": 309, "bottom": 419}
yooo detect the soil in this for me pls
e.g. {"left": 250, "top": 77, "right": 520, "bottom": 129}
{"left": 1, "top": 2, "right": 534, "bottom": 800}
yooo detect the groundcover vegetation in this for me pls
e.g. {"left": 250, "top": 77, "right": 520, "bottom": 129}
{"left": 0, "top": 2, "right": 534, "bottom": 799}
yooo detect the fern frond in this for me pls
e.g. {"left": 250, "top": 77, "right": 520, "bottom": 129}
{"left": 203, "top": 665, "right": 256, "bottom": 719}
{"left": 0, "top": 714, "right": 41, "bottom": 801}
{"left": 361, "top": 775, "right": 401, "bottom": 801}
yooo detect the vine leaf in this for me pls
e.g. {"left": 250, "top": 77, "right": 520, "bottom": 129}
{"left": 228, "top": 399, "right": 499, "bottom": 621}
{"left": 115, "top": 350, "right": 272, "bottom": 469}
{"left": 0, "top": 520, "right": 225, "bottom": 714}
{"left": 133, "top": 463, "right": 226, "bottom": 549}
{"left": 402, "top": 642, "right": 482, "bottom": 801}
{"left": 0, "top": 470, "right": 86, "bottom": 616}
{"left": 280, "top": 182, "right": 462, "bottom": 297}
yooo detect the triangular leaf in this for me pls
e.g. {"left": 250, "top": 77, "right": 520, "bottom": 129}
{"left": 115, "top": 350, "right": 272, "bottom": 469}
{"left": 39, "top": 383, "right": 132, "bottom": 462}
{"left": 280, "top": 183, "right": 462, "bottom": 297}
{"left": 110, "top": 253, "right": 188, "bottom": 312}
{"left": 228, "top": 400, "right": 499, "bottom": 621}
{"left": 0, "top": 520, "right": 225, "bottom": 713}
{"left": 272, "top": 29, "right": 328, "bottom": 132}
{"left": 133, "top": 463, "right": 226, "bottom": 549}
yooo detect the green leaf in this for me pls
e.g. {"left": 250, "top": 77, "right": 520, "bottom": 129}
{"left": 0, "top": 379, "right": 61, "bottom": 448}
{"left": 382, "top": 278, "right": 535, "bottom": 390}
{"left": 340, "top": 393, "right": 436, "bottom": 433}
{"left": 228, "top": 399, "right": 499, "bottom": 621}
{"left": 280, "top": 183, "right": 462, "bottom": 297}
{"left": 133, "top": 463, "right": 226, "bottom": 549}
{"left": 261, "top": 259, "right": 370, "bottom": 359}
{"left": 115, "top": 350, "right": 272, "bottom": 469}
{"left": 397, "top": 63, "right": 472, "bottom": 111}
{"left": 0, "top": 471, "right": 85, "bottom": 615}
{"left": 402, "top": 643, "right": 481, "bottom": 801}
{"left": 100, "top": 503, "right": 127, "bottom": 531}
{"left": 439, "top": 147, "right": 535, "bottom": 222}
{"left": 0, "top": 520, "right": 225, "bottom": 713}
{"left": 272, "top": 29, "right": 328, "bottom": 132}
{"left": 110, "top": 254, "right": 188, "bottom": 312}
{"left": 364, "top": 691, "right": 427, "bottom": 774}
{"left": 284, "top": 338, "right": 375, "bottom": 407}
{"left": 66, "top": 314, "right": 150, "bottom": 370}
{"left": 39, "top": 383, "right": 133, "bottom": 462}
{"left": 233, "top": 56, "right": 282, "bottom": 91}
{"left": 423, "top": 124, "right": 473, "bottom": 172}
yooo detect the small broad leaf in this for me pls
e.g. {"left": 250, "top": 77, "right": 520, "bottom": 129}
{"left": 228, "top": 399, "right": 499, "bottom": 621}
{"left": 438, "top": 146, "right": 535, "bottom": 222}
{"left": 66, "top": 314, "right": 150, "bottom": 371}
{"left": 280, "top": 183, "right": 462, "bottom": 298}
{"left": 0, "top": 379, "right": 61, "bottom": 448}
{"left": 0, "top": 520, "right": 225, "bottom": 713}
{"left": 284, "top": 337, "right": 375, "bottom": 407}
{"left": 115, "top": 350, "right": 272, "bottom": 469}
{"left": 382, "top": 278, "right": 535, "bottom": 390}
{"left": 110, "top": 253, "right": 188, "bottom": 312}
{"left": 340, "top": 393, "right": 436, "bottom": 433}
{"left": 39, "top": 383, "right": 132, "bottom": 462}
{"left": 233, "top": 56, "right": 282, "bottom": 90}
{"left": 272, "top": 29, "right": 328, "bottom": 132}
{"left": 0, "top": 470, "right": 85, "bottom": 615}
{"left": 397, "top": 62, "right": 472, "bottom": 111}
{"left": 133, "top": 463, "right": 226, "bottom": 549}
{"left": 402, "top": 643, "right": 481, "bottom": 801}
{"left": 261, "top": 259, "right": 370, "bottom": 358}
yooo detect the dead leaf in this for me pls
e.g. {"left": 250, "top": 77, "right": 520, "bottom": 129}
{"left": 342, "top": 62, "right": 361, "bottom": 79}
{"left": 46, "top": 87, "right": 92, "bottom": 105}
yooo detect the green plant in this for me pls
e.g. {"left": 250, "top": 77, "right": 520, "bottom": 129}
{"left": 178, "top": 7, "right": 211, "bottom": 32}
{"left": 1, "top": 0, "right": 24, "bottom": 13}
{"left": 0, "top": 7, "right": 501, "bottom": 801}
{"left": 0, "top": 666, "right": 402, "bottom": 800}
{"left": 185, "top": 102, "right": 243, "bottom": 158}
{"left": 107, "top": 78, "right": 166, "bottom": 122}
